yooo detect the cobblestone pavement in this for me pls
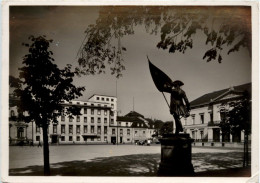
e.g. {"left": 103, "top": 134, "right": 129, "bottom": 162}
{"left": 9, "top": 145, "right": 250, "bottom": 176}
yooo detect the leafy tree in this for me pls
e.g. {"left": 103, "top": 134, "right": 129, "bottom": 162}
{"left": 219, "top": 91, "right": 251, "bottom": 166}
{"left": 9, "top": 36, "right": 85, "bottom": 175}
{"left": 160, "top": 121, "right": 174, "bottom": 135}
{"left": 77, "top": 6, "right": 251, "bottom": 77}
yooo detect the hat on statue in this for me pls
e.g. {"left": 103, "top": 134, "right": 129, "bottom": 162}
{"left": 172, "top": 80, "right": 184, "bottom": 87}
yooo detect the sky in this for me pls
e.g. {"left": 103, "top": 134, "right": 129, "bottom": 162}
{"left": 9, "top": 6, "right": 252, "bottom": 121}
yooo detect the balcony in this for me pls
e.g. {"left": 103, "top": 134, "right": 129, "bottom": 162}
{"left": 208, "top": 120, "right": 221, "bottom": 126}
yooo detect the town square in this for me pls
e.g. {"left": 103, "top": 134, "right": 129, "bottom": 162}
{"left": 1, "top": 3, "right": 258, "bottom": 182}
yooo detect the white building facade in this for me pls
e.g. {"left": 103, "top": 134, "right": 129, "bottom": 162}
{"left": 9, "top": 95, "right": 155, "bottom": 145}
{"left": 182, "top": 83, "right": 251, "bottom": 147}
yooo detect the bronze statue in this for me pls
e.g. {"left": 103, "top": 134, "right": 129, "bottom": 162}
{"left": 164, "top": 80, "right": 191, "bottom": 134}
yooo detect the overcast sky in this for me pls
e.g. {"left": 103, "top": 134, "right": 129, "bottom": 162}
{"left": 9, "top": 6, "right": 251, "bottom": 121}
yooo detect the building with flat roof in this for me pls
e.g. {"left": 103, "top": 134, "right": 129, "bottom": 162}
{"left": 9, "top": 94, "right": 156, "bottom": 145}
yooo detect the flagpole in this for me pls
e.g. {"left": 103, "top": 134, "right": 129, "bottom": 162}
{"left": 161, "top": 92, "right": 170, "bottom": 108}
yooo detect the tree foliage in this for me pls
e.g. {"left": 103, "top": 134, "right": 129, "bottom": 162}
{"left": 77, "top": 6, "right": 251, "bottom": 77}
{"left": 10, "top": 35, "right": 85, "bottom": 126}
{"left": 9, "top": 35, "right": 85, "bottom": 175}
{"left": 219, "top": 91, "right": 251, "bottom": 135}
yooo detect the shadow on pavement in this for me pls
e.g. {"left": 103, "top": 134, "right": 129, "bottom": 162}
{"left": 9, "top": 151, "right": 250, "bottom": 176}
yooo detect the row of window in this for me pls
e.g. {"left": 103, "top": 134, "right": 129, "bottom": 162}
{"left": 61, "top": 116, "right": 113, "bottom": 124}
{"left": 36, "top": 136, "right": 108, "bottom": 142}
{"left": 55, "top": 125, "right": 108, "bottom": 135}
{"left": 96, "top": 96, "right": 114, "bottom": 102}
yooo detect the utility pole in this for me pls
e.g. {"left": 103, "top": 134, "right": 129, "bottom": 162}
{"left": 116, "top": 79, "right": 118, "bottom": 145}
{"left": 133, "top": 96, "right": 134, "bottom": 111}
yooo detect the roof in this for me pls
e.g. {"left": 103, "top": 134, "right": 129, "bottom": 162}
{"left": 124, "top": 111, "right": 144, "bottom": 118}
{"left": 117, "top": 116, "right": 144, "bottom": 123}
{"left": 88, "top": 94, "right": 116, "bottom": 100}
{"left": 190, "top": 83, "right": 251, "bottom": 107}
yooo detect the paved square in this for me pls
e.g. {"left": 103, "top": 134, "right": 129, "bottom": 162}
{"left": 9, "top": 145, "right": 249, "bottom": 176}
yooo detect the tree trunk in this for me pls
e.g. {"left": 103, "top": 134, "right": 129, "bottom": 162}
{"left": 42, "top": 123, "right": 50, "bottom": 175}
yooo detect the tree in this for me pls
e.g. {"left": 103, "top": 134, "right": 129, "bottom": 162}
{"left": 76, "top": 6, "right": 251, "bottom": 77}
{"left": 9, "top": 36, "right": 85, "bottom": 175}
{"left": 219, "top": 91, "right": 251, "bottom": 167}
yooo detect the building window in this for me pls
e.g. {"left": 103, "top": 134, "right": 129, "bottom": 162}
{"left": 110, "top": 111, "right": 114, "bottom": 116}
{"left": 106, "top": 98, "right": 109, "bottom": 101}
{"left": 104, "top": 110, "right": 107, "bottom": 116}
{"left": 91, "top": 109, "right": 94, "bottom": 115}
{"left": 91, "top": 137, "right": 94, "bottom": 141}
{"left": 127, "top": 129, "right": 130, "bottom": 135}
{"left": 111, "top": 104, "right": 114, "bottom": 109}
{"left": 200, "top": 114, "right": 204, "bottom": 124}
{"left": 61, "top": 125, "right": 65, "bottom": 134}
{"left": 97, "top": 97, "right": 99, "bottom": 100}
{"left": 102, "top": 97, "right": 104, "bottom": 101}
{"left": 84, "top": 103, "right": 87, "bottom": 105}
{"left": 91, "top": 126, "right": 94, "bottom": 133}
{"left": 36, "top": 126, "right": 40, "bottom": 133}
{"left": 69, "top": 136, "right": 73, "bottom": 141}
{"left": 127, "top": 138, "right": 130, "bottom": 141}
{"left": 104, "top": 126, "right": 107, "bottom": 135}
{"left": 91, "top": 104, "right": 94, "bottom": 106}
{"left": 91, "top": 117, "right": 94, "bottom": 123}
{"left": 120, "top": 129, "right": 123, "bottom": 136}
{"left": 104, "top": 136, "right": 107, "bottom": 141}
{"left": 77, "top": 102, "right": 80, "bottom": 105}
{"left": 97, "top": 126, "right": 101, "bottom": 134}
{"left": 61, "top": 136, "right": 65, "bottom": 141}
{"left": 84, "top": 117, "right": 87, "bottom": 123}
{"left": 76, "top": 125, "right": 80, "bottom": 134}
{"left": 192, "top": 115, "right": 195, "bottom": 125}
{"left": 104, "top": 118, "right": 107, "bottom": 123}
{"left": 210, "top": 112, "right": 213, "bottom": 122}
{"left": 112, "top": 129, "right": 115, "bottom": 135}
{"left": 61, "top": 115, "right": 65, "bottom": 121}
{"left": 69, "top": 125, "right": 73, "bottom": 134}
{"left": 126, "top": 122, "right": 128, "bottom": 126}
{"left": 77, "top": 136, "right": 80, "bottom": 141}
{"left": 111, "top": 119, "right": 114, "bottom": 124}
{"left": 36, "top": 136, "right": 40, "bottom": 141}
{"left": 143, "top": 131, "right": 145, "bottom": 135}
{"left": 77, "top": 116, "right": 80, "bottom": 122}
{"left": 84, "top": 125, "right": 88, "bottom": 133}
{"left": 53, "top": 125, "right": 57, "bottom": 134}
{"left": 135, "top": 131, "right": 137, "bottom": 136}
{"left": 98, "top": 117, "right": 101, "bottom": 123}
{"left": 111, "top": 99, "right": 114, "bottom": 102}
{"left": 69, "top": 117, "right": 73, "bottom": 122}
{"left": 118, "top": 122, "right": 121, "bottom": 126}
{"left": 98, "top": 109, "right": 101, "bottom": 115}
{"left": 84, "top": 108, "right": 87, "bottom": 114}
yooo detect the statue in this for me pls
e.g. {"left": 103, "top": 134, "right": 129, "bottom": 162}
{"left": 164, "top": 80, "right": 191, "bottom": 134}
{"left": 148, "top": 57, "right": 191, "bottom": 135}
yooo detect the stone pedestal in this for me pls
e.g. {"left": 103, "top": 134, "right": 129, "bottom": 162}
{"left": 158, "top": 134, "right": 194, "bottom": 176}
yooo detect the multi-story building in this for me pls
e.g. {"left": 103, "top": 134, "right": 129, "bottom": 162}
{"left": 181, "top": 83, "right": 251, "bottom": 147}
{"left": 117, "top": 111, "right": 156, "bottom": 144}
{"left": 9, "top": 94, "right": 156, "bottom": 145}
{"left": 9, "top": 94, "right": 117, "bottom": 145}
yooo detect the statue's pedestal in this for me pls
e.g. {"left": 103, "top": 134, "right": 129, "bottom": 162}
{"left": 158, "top": 134, "right": 194, "bottom": 176}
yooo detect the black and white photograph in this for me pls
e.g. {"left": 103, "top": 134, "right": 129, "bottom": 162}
{"left": 1, "top": 1, "right": 259, "bottom": 182}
